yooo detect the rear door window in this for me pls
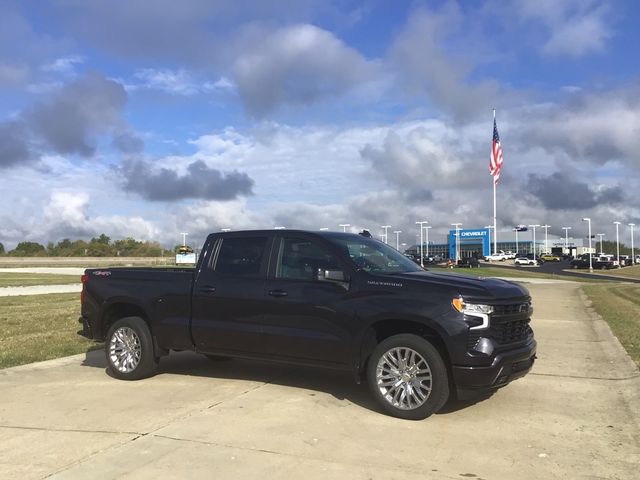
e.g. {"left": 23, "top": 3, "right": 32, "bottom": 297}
{"left": 214, "top": 237, "right": 268, "bottom": 276}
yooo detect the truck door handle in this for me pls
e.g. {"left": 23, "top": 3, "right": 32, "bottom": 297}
{"left": 200, "top": 285, "right": 216, "bottom": 294}
{"left": 268, "top": 289, "right": 288, "bottom": 297}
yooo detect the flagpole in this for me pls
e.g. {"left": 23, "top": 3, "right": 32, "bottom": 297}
{"left": 492, "top": 109, "right": 497, "bottom": 256}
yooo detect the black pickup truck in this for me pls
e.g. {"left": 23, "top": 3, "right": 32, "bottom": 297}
{"left": 79, "top": 230, "right": 536, "bottom": 420}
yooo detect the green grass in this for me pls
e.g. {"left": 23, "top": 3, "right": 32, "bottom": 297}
{"left": 582, "top": 284, "right": 640, "bottom": 366}
{"left": 581, "top": 264, "right": 640, "bottom": 280}
{"left": 0, "top": 272, "right": 81, "bottom": 287}
{"left": 0, "top": 257, "right": 175, "bottom": 268}
{"left": 0, "top": 293, "right": 100, "bottom": 369}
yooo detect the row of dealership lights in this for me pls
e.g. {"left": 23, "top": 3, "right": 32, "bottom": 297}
{"left": 581, "top": 218, "right": 636, "bottom": 272}
{"left": 181, "top": 220, "right": 636, "bottom": 271}
{"left": 338, "top": 219, "right": 637, "bottom": 269}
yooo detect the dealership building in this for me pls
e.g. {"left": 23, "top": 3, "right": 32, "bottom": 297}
{"left": 406, "top": 227, "right": 595, "bottom": 259}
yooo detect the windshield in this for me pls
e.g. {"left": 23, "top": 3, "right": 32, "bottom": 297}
{"left": 330, "top": 236, "right": 423, "bottom": 275}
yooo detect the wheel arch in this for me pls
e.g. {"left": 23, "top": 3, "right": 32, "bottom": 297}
{"left": 100, "top": 299, "right": 151, "bottom": 341}
{"left": 357, "top": 318, "right": 452, "bottom": 382}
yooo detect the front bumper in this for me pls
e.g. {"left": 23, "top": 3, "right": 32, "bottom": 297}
{"left": 452, "top": 339, "right": 537, "bottom": 390}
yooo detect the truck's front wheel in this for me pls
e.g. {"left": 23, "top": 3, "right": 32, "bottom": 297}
{"left": 105, "top": 316, "right": 158, "bottom": 380}
{"left": 367, "top": 334, "right": 449, "bottom": 420}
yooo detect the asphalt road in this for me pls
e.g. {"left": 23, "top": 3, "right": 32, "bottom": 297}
{"left": 1, "top": 281, "right": 638, "bottom": 479}
{"left": 486, "top": 259, "right": 640, "bottom": 283}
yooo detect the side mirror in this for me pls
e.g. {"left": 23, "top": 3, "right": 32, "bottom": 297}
{"left": 317, "top": 269, "right": 349, "bottom": 289}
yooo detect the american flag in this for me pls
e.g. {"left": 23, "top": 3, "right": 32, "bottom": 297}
{"left": 489, "top": 117, "right": 503, "bottom": 184}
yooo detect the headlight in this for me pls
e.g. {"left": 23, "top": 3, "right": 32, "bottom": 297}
{"left": 451, "top": 298, "right": 494, "bottom": 315}
{"left": 462, "top": 303, "right": 494, "bottom": 315}
{"left": 452, "top": 297, "right": 492, "bottom": 330}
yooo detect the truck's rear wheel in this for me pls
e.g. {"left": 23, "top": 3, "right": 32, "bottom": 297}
{"left": 105, "top": 316, "right": 158, "bottom": 380}
{"left": 367, "top": 334, "right": 449, "bottom": 420}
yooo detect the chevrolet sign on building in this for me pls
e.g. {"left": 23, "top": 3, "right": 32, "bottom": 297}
{"left": 448, "top": 228, "right": 491, "bottom": 259}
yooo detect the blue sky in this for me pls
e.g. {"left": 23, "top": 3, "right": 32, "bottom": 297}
{"left": 1, "top": 0, "right": 639, "bottom": 249}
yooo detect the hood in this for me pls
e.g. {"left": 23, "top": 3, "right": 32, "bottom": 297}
{"left": 378, "top": 270, "right": 529, "bottom": 301}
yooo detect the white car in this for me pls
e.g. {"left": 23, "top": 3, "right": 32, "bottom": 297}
{"left": 485, "top": 252, "right": 507, "bottom": 261}
{"left": 514, "top": 256, "right": 537, "bottom": 266}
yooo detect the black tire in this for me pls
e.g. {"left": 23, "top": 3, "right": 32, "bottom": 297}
{"left": 367, "top": 334, "right": 449, "bottom": 420}
{"left": 105, "top": 316, "right": 158, "bottom": 380}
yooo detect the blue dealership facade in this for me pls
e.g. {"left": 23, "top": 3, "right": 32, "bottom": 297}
{"left": 448, "top": 228, "right": 491, "bottom": 259}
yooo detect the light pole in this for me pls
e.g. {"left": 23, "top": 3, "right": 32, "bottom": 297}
{"left": 274, "top": 226, "right": 286, "bottom": 230}
{"left": 381, "top": 225, "right": 392, "bottom": 244}
{"left": 339, "top": 223, "right": 351, "bottom": 232}
{"left": 562, "top": 227, "right": 571, "bottom": 255}
{"left": 424, "top": 226, "right": 432, "bottom": 258}
{"left": 582, "top": 218, "right": 593, "bottom": 272}
{"left": 393, "top": 230, "right": 402, "bottom": 250}
{"left": 415, "top": 221, "right": 428, "bottom": 267}
{"left": 614, "top": 221, "right": 621, "bottom": 268}
{"left": 596, "top": 233, "right": 605, "bottom": 254}
{"left": 484, "top": 225, "right": 494, "bottom": 255}
{"left": 528, "top": 225, "right": 540, "bottom": 256}
{"left": 180, "top": 232, "right": 189, "bottom": 246}
{"left": 512, "top": 227, "right": 520, "bottom": 254}
{"left": 629, "top": 223, "right": 636, "bottom": 264}
{"left": 451, "top": 223, "right": 462, "bottom": 263}
{"left": 221, "top": 228, "right": 231, "bottom": 232}
{"left": 319, "top": 227, "right": 329, "bottom": 231}
{"left": 542, "top": 225, "right": 551, "bottom": 254}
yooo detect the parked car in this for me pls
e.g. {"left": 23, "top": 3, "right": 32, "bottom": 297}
{"left": 79, "top": 229, "right": 536, "bottom": 420}
{"left": 619, "top": 255, "right": 632, "bottom": 267}
{"left": 570, "top": 255, "right": 616, "bottom": 270}
{"left": 570, "top": 257, "right": 590, "bottom": 269}
{"left": 540, "top": 253, "right": 561, "bottom": 262}
{"left": 457, "top": 256, "right": 480, "bottom": 268}
{"left": 594, "top": 255, "right": 618, "bottom": 269}
{"left": 515, "top": 253, "right": 542, "bottom": 266}
{"left": 485, "top": 251, "right": 508, "bottom": 261}
{"left": 515, "top": 256, "right": 537, "bottom": 266}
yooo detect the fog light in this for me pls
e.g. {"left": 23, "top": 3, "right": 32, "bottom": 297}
{"left": 473, "top": 337, "right": 494, "bottom": 356}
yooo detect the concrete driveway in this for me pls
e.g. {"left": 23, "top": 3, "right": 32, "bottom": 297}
{"left": 1, "top": 282, "right": 638, "bottom": 479}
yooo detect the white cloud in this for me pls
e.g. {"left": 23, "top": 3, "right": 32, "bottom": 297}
{"left": 231, "top": 23, "right": 381, "bottom": 116}
{"left": 2, "top": 92, "right": 639, "bottom": 251}
{"left": 542, "top": 9, "right": 611, "bottom": 57}
{"left": 516, "top": 0, "right": 613, "bottom": 57}
{"left": 44, "top": 191, "right": 90, "bottom": 226}
{"left": 516, "top": 88, "right": 640, "bottom": 166}
{"left": 388, "top": 6, "right": 504, "bottom": 121}
{"left": 41, "top": 191, "right": 159, "bottom": 241}
{"left": 41, "top": 55, "right": 85, "bottom": 75}
{"left": 132, "top": 68, "right": 232, "bottom": 95}
{"left": 203, "top": 76, "right": 234, "bottom": 90}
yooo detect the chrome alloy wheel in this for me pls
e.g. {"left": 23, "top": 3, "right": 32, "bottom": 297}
{"left": 375, "top": 347, "right": 432, "bottom": 410}
{"left": 109, "top": 326, "right": 142, "bottom": 373}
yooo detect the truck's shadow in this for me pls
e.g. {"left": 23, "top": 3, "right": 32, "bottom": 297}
{"left": 81, "top": 349, "right": 493, "bottom": 416}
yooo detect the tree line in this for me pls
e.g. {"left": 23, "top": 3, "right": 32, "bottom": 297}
{"left": 0, "top": 234, "right": 184, "bottom": 257}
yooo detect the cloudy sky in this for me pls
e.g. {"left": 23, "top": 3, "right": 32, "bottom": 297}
{"left": 1, "top": 0, "right": 639, "bottom": 250}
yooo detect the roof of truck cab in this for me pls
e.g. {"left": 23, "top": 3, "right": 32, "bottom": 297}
{"left": 209, "top": 229, "right": 379, "bottom": 241}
